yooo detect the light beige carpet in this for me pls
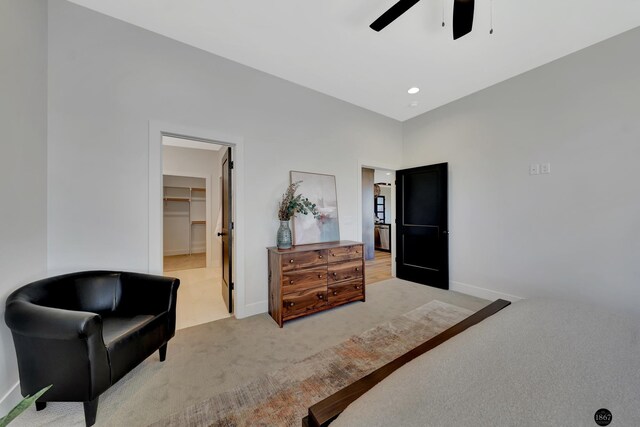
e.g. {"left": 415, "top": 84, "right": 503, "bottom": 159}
{"left": 152, "top": 300, "right": 473, "bottom": 426}
{"left": 12, "top": 279, "right": 488, "bottom": 426}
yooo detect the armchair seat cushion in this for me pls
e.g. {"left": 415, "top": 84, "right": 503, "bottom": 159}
{"left": 102, "top": 315, "right": 155, "bottom": 345}
{"left": 105, "top": 312, "right": 169, "bottom": 383}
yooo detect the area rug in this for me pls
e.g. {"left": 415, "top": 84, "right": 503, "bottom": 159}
{"left": 151, "top": 300, "right": 474, "bottom": 427}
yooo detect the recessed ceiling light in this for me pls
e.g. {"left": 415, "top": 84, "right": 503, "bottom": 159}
{"left": 409, "top": 101, "right": 419, "bottom": 107}
{"left": 408, "top": 87, "right": 420, "bottom": 94}
{"left": 386, "top": 172, "right": 391, "bottom": 176}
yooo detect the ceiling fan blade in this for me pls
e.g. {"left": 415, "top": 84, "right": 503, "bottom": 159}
{"left": 453, "top": 0, "right": 474, "bottom": 39}
{"left": 370, "top": 0, "right": 421, "bottom": 32}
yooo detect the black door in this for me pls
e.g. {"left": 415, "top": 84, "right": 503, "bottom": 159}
{"left": 396, "top": 163, "right": 449, "bottom": 289}
{"left": 220, "top": 147, "right": 233, "bottom": 312}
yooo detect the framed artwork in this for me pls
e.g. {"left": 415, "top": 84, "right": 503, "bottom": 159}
{"left": 290, "top": 171, "right": 340, "bottom": 245}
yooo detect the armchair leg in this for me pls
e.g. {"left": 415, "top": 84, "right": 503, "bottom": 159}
{"left": 159, "top": 343, "right": 167, "bottom": 362}
{"left": 35, "top": 401, "right": 46, "bottom": 411}
{"left": 83, "top": 397, "right": 99, "bottom": 427}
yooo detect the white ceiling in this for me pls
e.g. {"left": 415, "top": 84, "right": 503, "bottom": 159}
{"left": 374, "top": 169, "right": 394, "bottom": 185}
{"left": 67, "top": 0, "right": 640, "bottom": 121}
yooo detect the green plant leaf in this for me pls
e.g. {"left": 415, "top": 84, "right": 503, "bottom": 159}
{"left": 0, "top": 385, "right": 51, "bottom": 427}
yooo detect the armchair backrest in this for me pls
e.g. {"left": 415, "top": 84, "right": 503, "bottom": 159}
{"left": 9, "top": 271, "right": 123, "bottom": 315}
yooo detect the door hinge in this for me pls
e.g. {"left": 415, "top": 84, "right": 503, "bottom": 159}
{"left": 231, "top": 221, "right": 235, "bottom": 230}
{"left": 231, "top": 282, "right": 235, "bottom": 290}
{"left": 230, "top": 161, "right": 234, "bottom": 169}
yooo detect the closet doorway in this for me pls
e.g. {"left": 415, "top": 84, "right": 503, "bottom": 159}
{"left": 162, "top": 136, "right": 231, "bottom": 329}
{"left": 361, "top": 167, "right": 395, "bottom": 284}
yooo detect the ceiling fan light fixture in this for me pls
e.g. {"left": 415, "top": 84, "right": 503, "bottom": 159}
{"left": 408, "top": 87, "right": 420, "bottom": 94}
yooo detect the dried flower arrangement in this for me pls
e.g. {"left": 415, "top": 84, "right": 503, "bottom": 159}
{"left": 278, "top": 181, "right": 320, "bottom": 221}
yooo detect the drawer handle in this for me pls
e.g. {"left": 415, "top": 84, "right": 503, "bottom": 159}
{"left": 318, "top": 274, "right": 323, "bottom": 279}
{"left": 332, "top": 253, "right": 336, "bottom": 256}
{"left": 318, "top": 255, "right": 323, "bottom": 259}
{"left": 288, "top": 302, "right": 294, "bottom": 307}
{"left": 355, "top": 285, "right": 361, "bottom": 290}
{"left": 333, "top": 272, "right": 337, "bottom": 276}
{"left": 289, "top": 259, "right": 294, "bottom": 263}
{"left": 289, "top": 280, "right": 294, "bottom": 284}
{"left": 333, "top": 291, "right": 338, "bottom": 296}
{"left": 355, "top": 267, "right": 360, "bottom": 271}
{"left": 318, "top": 294, "right": 324, "bottom": 300}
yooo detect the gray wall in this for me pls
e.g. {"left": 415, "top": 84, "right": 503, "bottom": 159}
{"left": 0, "top": 0, "right": 48, "bottom": 411}
{"left": 46, "top": 1, "right": 402, "bottom": 311}
{"left": 403, "top": 27, "right": 640, "bottom": 315}
{"left": 361, "top": 168, "right": 374, "bottom": 260}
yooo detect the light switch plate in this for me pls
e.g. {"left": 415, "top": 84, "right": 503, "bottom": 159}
{"left": 541, "top": 163, "right": 551, "bottom": 174}
{"left": 529, "top": 164, "right": 540, "bottom": 175}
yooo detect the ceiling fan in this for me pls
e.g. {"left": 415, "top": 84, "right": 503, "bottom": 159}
{"left": 370, "top": 0, "right": 475, "bottom": 40}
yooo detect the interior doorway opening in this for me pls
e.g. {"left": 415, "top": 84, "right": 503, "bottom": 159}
{"left": 161, "top": 135, "right": 232, "bottom": 329}
{"left": 361, "top": 167, "right": 395, "bottom": 284}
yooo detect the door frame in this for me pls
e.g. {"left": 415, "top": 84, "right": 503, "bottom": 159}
{"left": 148, "top": 120, "right": 246, "bottom": 318}
{"left": 356, "top": 160, "right": 400, "bottom": 277}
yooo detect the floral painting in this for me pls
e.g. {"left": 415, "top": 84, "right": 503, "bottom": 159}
{"left": 290, "top": 171, "right": 340, "bottom": 245}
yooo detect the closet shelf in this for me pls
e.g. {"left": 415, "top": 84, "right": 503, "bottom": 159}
{"left": 163, "top": 183, "right": 206, "bottom": 256}
{"left": 163, "top": 197, "right": 190, "bottom": 202}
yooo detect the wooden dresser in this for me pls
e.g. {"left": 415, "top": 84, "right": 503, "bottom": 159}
{"left": 267, "top": 241, "right": 365, "bottom": 327}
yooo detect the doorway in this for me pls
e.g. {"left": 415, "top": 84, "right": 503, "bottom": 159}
{"left": 161, "top": 136, "right": 233, "bottom": 329}
{"left": 361, "top": 167, "right": 394, "bottom": 284}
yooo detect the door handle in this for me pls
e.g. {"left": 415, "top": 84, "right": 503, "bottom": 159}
{"left": 442, "top": 230, "right": 449, "bottom": 235}
{"left": 217, "top": 232, "right": 225, "bottom": 236}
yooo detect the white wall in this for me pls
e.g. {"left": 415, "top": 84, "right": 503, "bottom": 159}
{"left": 403, "top": 27, "right": 640, "bottom": 315}
{"left": 379, "top": 186, "right": 392, "bottom": 225}
{"left": 163, "top": 149, "right": 217, "bottom": 260}
{"left": 46, "top": 1, "right": 403, "bottom": 314}
{"left": 0, "top": 0, "right": 48, "bottom": 411}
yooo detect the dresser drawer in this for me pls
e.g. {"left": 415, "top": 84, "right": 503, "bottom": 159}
{"left": 282, "top": 286, "right": 327, "bottom": 319}
{"left": 328, "top": 279, "right": 364, "bottom": 305}
{"left": 282, "top": 266, "right": 327, "bottom": 293}
{"left": 328, "top": 245, "right": 363, "bottom": 262}
{"left": 328, "top": 259, "right": 363, "bottom": 284}
{"left": 281, "top": 249, "right": 328, "bottom": 272}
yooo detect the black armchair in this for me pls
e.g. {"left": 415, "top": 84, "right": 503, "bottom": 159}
{"left": 4, "top": 271, "right": 180, "bottom": 426}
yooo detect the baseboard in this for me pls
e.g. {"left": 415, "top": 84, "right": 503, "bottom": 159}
{"left": 450, "top": 281, "right": 524, "bottom": 302}
{"left": 0, "top": 382, "right": 21, "bottom": 416}
{"left": 164, "top": 248, "right": 206, "bottom": 256}
{"left": 163, "top": 249, "right": 188, "bottom": 256}
{"left": 237, "top": 300, "right": 268, "bottom": 319}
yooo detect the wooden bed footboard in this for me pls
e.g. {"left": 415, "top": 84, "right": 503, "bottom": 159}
{"left": 303, "top": 299, "right": 511, "bottom": 427}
